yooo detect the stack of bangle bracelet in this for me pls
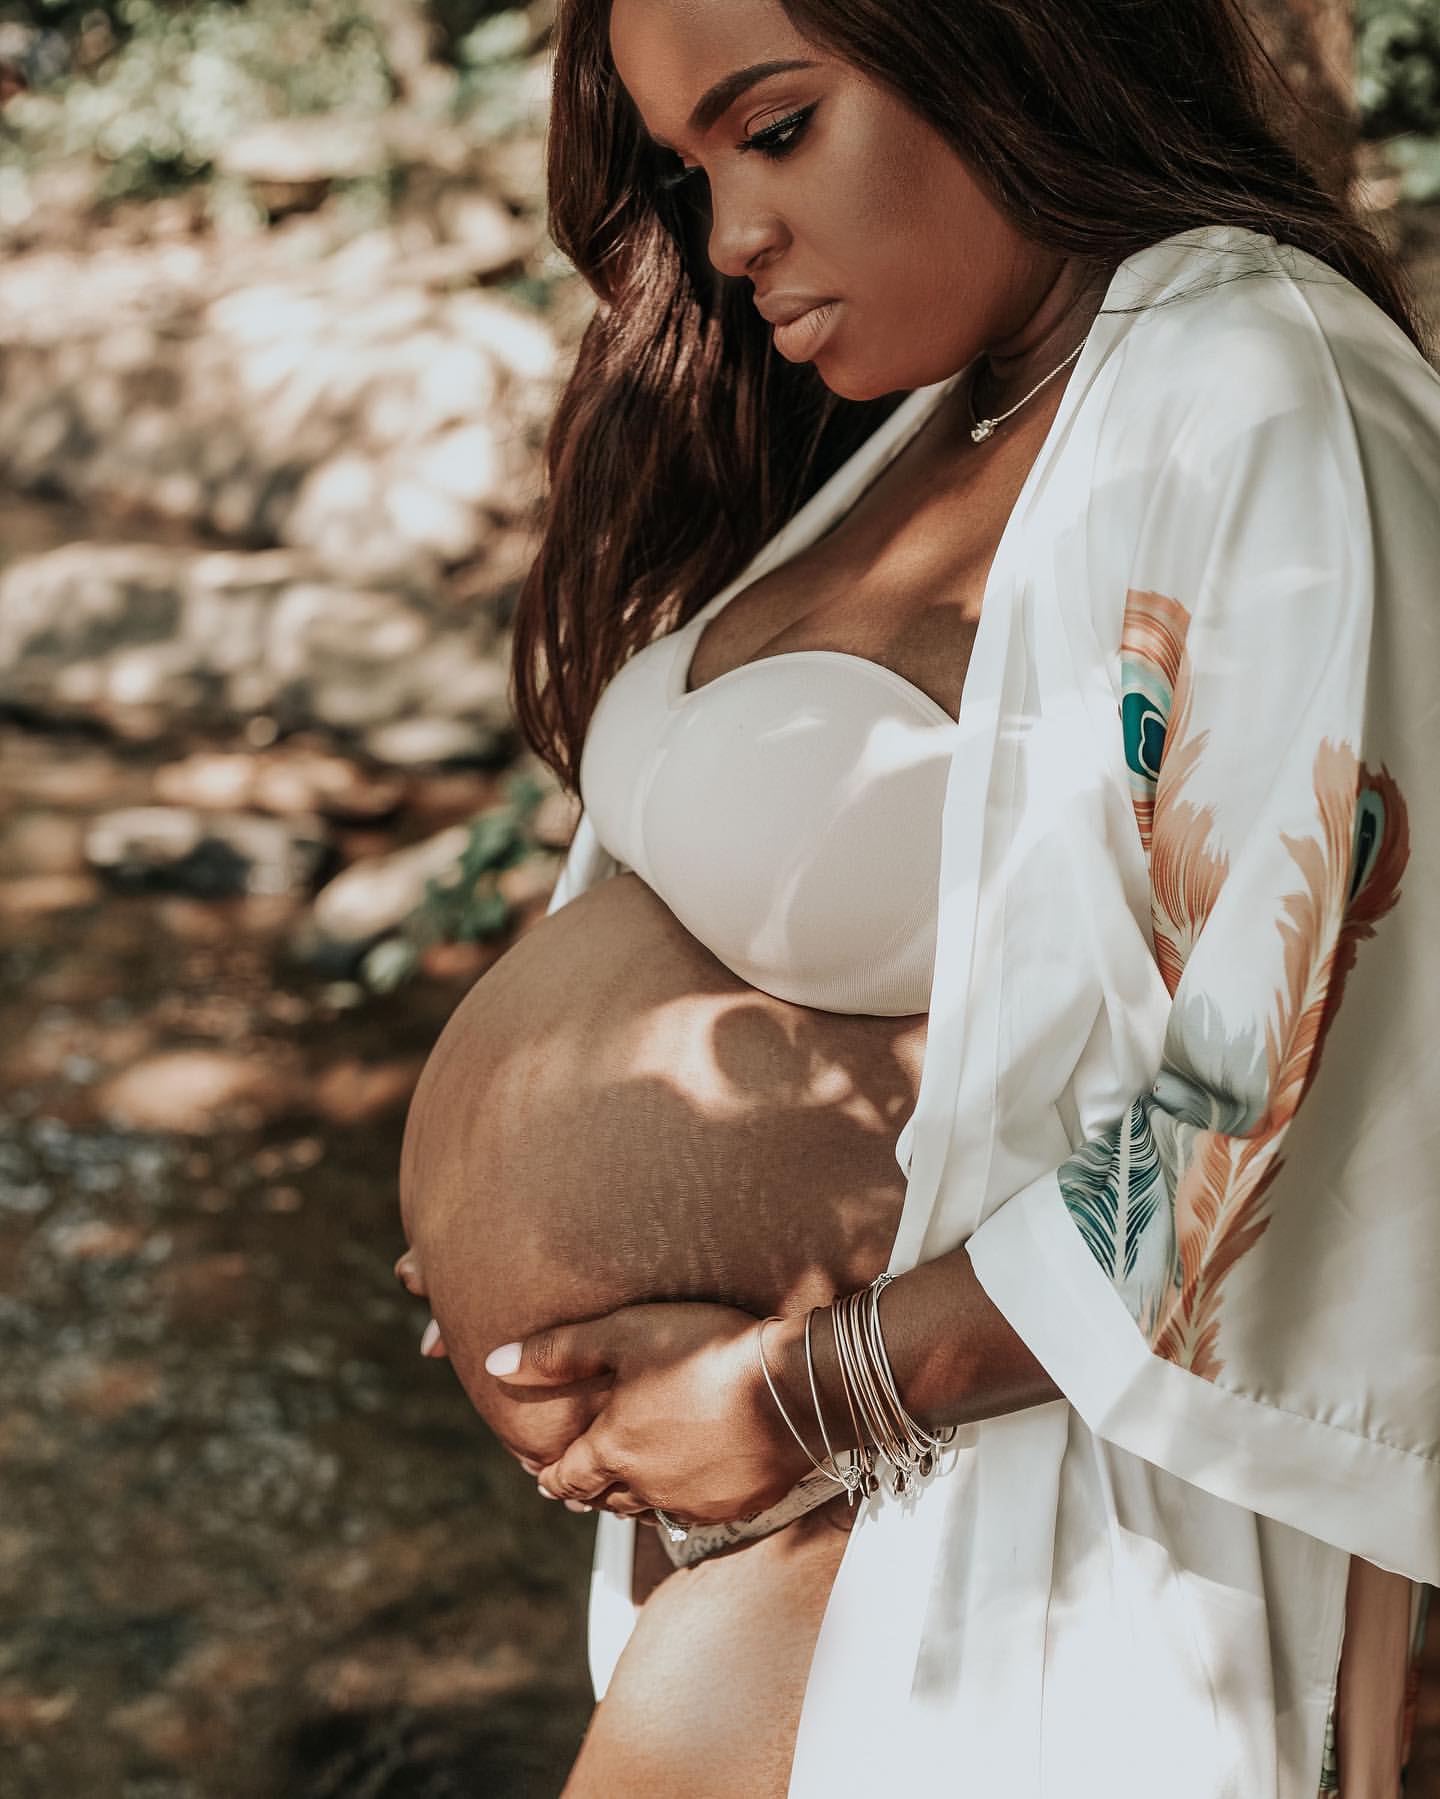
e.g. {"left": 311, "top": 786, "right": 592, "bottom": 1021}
{"left": 756, "top": 1272, "right": 957, "bottom": 1504}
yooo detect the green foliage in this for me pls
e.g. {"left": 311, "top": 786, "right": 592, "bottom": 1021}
{"left": 360, "top": 771, "right": 550, "bottom": 994}
{"left": 0, "top": 0, "right": 544, "bottom": 215}
{"left": 449, "top": 6, "right": 545, "bottom": 134}
{"left": 1357, "top": 0, "right": 1440, "bottom": 139}
{"left": 1, "top": 0, "right": 393, "bottom": 203}
{"left": 1385, "top": 130, "right": 1440, "bottom": 199}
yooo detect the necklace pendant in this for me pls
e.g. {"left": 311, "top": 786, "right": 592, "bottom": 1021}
{"left": 969, "top": 417, "right": 996, "bottom": 443}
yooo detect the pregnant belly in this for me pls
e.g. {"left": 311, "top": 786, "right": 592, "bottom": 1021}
{"left": 400, "top": 871, "right": 926, "bottom": 1456}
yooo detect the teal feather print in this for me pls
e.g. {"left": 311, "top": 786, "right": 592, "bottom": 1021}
{"left": 1119, "top": 589, "right": 1192, "bottom": 858}
{"left": 1060, "top": 1099, "right": 1166, "bottom": 1289}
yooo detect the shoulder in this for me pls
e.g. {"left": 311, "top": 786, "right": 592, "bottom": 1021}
{"left": 1100, "top": 226, "right": 1437, "bottom": 469}
{"left": 1084, "top": 232, "right": 1440, "bottom": 638}
{"left": 1082, "top": 228, "right": 1440, "bottom": 588}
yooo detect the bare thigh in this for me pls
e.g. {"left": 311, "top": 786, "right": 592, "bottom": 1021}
{"left": 562, "top": 1499, "right": 855, "bottom": 1798}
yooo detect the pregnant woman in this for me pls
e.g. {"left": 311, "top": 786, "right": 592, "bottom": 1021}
{"left": 396, "top": 0, "right": 1440, "bottom": 1792}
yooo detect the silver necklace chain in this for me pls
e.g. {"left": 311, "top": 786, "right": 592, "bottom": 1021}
{"left": 966, "top": 338, "right": 1085, "bottom": 444}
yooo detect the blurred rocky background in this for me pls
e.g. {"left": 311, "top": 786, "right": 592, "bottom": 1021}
{"left": 0, "top": 1, "right": 1437, "bottom": 1795}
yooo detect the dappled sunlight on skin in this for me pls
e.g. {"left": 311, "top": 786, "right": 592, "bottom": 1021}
{"left": 562, "top": 1493, "right": 855, "bottom": 1798}
{"left": 398, "top": 871, "right": 924, "bottom": 1470}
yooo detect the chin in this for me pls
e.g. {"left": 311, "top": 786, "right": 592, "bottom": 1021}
{"left": 814, "top": 362, "right": 896, "bottom": 403}
{"left": 816, "top": 345, "right": 958, "bottom": 402}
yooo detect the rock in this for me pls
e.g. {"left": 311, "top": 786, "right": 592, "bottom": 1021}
{"left": 84, "top": 806, "right": 331, "bottom": 898}
{"left": 383, "top": 479, "right": 480, "bottom": 563}
{"left": 305, "top": 823, "right": 471, "bottom": 959}
{"left": 94, "top": 1050, "right": 301, "bottom": 1133}
{"left": 309, "top": 1055, "right": 425, "bottom": 1125}
{"left": 410, "top": 423, "right": 503, "bottom": 505}
{"left": 433, "top": 190, "right": 528, "bottom": 276}
{"left": 152, "top": 750, "right": 407, "bottom": 823}
{"left": 416, "top": 938, "right": 495, "bottom": 982}
{"left": 282, "top": 460, "right": 430, "bottom": 587}
{"left": 361, "top": 716, "right": 508, "bottom": 768}
{"left": 0, "top": 542, "right": 514, "bottom": 757}
{"left": 48, "top": 1221, "right": 145, "bottom": 1262}
{"left": 217, "top": 115, "right": 389, "bottom": 187}
{"left": 0, "top": 874, "right": 102, "bottom": 920}
{"left": 0, "top": 223, "right": 560, "bottom": 583}
{"left": 441, "top": 291, "right": 557, "bottom": 382}
{"left": 478, "top": 136, "right": 548, "bottom": 213}
{"left": 59, "top": 1361, "right": 165, "bottom": 1421}
{"left": 0, "top": 811, "right": 89, "bottom": 877}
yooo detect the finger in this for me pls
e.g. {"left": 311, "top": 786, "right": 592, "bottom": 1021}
{"left": 538, "top": 1432, "right": 614, "bottom": 1505}
{"left": 554, "top": 1485, "right": 648, "bottom": 1519}
{"left": 497, "top": 1391, "right": 609, "bottom": 1475}
{"left": 419, "top": 1318, "right": 448, "bottom": 1359}
{"left": 484, "top": 1320, "right": 614, "bottom": 1387}
{"left": 598, "top": 1489, "right": 652, "bottom": 1519}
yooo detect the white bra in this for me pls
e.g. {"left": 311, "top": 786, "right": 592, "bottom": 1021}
{"left": 577, "top": 601, "right": 956, "bottom": 1016}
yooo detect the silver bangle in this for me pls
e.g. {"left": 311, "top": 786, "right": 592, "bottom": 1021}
{"left": 805, "top": 1304, "right": 862, "bottom": 1500}
{"left": 756, "top": 1316, "right": 852, "bottom": 1488}
{"left": 830, "top": 1274, "right": 957, "bottom": 1498}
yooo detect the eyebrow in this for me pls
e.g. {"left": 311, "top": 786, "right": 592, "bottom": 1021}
{"left": 647, "top": 58, "right": 819, "bottom": 149}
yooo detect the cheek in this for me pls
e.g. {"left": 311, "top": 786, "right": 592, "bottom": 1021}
{"left": 803, "top": 140, "right": 1009, "bottom": 394}
{"left": 816, "top": 99, "right": 965, "bottom": 276}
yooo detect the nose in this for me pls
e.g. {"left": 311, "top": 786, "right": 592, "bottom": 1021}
{"left": 706, "top": 179, "right": 783, "bottom": 282}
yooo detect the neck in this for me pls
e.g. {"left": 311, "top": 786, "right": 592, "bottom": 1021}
{"left": 970, "top": 253, "right": 1115, "bottom": 422}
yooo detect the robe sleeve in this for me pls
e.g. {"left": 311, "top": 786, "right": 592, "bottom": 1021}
{"left": 965, "top": 305, "right": 1440, "bottom": 1585}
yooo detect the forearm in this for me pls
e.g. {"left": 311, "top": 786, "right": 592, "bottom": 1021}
{"left": 767, "top": 1243, "right": 1061, "bottom": 1456}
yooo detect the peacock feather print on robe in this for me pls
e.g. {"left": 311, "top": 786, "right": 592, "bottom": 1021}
{"left": 1061, "top": 588, "right": 1410, "bottom": 1378}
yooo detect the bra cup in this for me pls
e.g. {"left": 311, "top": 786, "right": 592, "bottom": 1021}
{"left": 578, "top": 632, "right": 678, "bottom": 887}
{"left": 582, "top": 633, "right": 953, "bottom": 1017}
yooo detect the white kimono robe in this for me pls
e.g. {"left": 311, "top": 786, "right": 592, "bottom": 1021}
{"left": 543, "top": 224, "right": 1440, "bottom": 1796}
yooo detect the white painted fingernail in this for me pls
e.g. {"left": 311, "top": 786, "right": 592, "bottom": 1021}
{"left": 537, "top": 1484, "right": 558, "bottom": 1500}
{"left": 419, "top": 1319, "right": 442, "bottom": 1356}
{"left": 485, "top": 1340, "right": 522, "bottom": 1376}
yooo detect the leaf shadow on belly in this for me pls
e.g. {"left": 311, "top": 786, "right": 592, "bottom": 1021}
{"left": 399, "top": 872, "right": 926, "bottom": 1447}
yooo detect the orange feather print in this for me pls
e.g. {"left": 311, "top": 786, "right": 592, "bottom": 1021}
{"left": 1261, "top": 740, "right": 1359, "bottom": 1136}
{"left": 1122, "top": 589, "right": 1190, "bottom": 691}
{"left": 1148, "top": 660, "right": 1229, "bottom": 996}
{"left": 1148, "top": 744, "right": 1409, "bottom": 1376}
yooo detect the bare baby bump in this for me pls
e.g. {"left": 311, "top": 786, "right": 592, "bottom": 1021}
{"left": 400, "top": 871, "right": 925, "bottom": 1452}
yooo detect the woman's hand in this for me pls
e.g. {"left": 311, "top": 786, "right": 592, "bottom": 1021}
{"left": 484, "top": 1303, "right": 816, "bottom": 1526}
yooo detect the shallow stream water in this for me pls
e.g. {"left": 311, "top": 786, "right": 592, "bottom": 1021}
{"left": 0, "top": 489, "right": 596, "bottom": 1793}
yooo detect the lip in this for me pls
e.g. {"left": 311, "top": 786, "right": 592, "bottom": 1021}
{"left": 753, "top": 290, "right": 837, "bottom": 326}
{"left": 766, "top": 298, "right": 842, "bottom": 363}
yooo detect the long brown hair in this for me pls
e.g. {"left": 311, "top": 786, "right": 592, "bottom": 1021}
{"left": 513, "top": 0, "right": 1426, "bottom": 793}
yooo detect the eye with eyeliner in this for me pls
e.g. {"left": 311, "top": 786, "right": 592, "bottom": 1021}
{"left": 738, "top": 102, "right": 816, "bottom": 161}
{"left": 655, "top": 102, "right": 817, "bottom": 191}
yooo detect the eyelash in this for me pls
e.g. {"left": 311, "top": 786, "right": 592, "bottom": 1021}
{"left": 656, "top": 104, "right": 816, "bottom": 192}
